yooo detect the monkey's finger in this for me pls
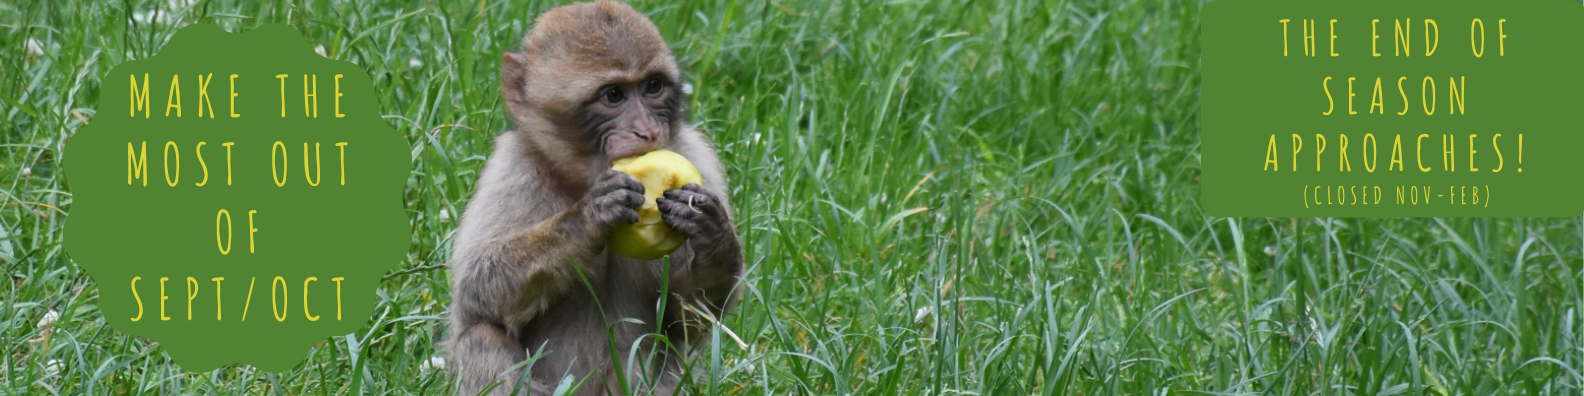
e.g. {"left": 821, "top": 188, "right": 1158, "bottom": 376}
{"left": 618, "top": 206, "right": 641, "bottom": 224}
{"left": 669, "top": 186, "right": 725, "bottom": 218}
{"left": 662, "top": 189, "right": 711, "bottom": 208}
{"left": 590, "top": 171, "right": 621, "bottom": 195}
{"left": 595, "top": 168, "right": 640, "bottom": 188}
{"left": 660, "top": 212, "right": 709, "bottom": 237}
{"left": 596, "top": 190, "right": 645, "bottom": 212}
{"left": 685, "top": 184, "right": 726, "bottom": 212}
{"left": 660, "top": 194, "right": 708, "bottom": 216}
{"left": 655, "top": 198, "right": 685, "bottom": 215}
{"left": 658, "top": 198, "right": 710, "bottom": 221}
{"left": 612, "top": 189, "right": 646, "bottom": 208}
{"left": 594, "top": 196, "right": 642, "bottom": 223}
{"left": 661, "top": 205, "right": 719, "bottom": 240}
{"left": 681, "top": 183, "right": 717, "bottom": 199}
{"left": 615, "top": 172, "right": 645, "bottom": 193}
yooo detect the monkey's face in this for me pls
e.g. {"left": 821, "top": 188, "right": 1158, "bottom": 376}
{"left": 502, "top": 0, "right": 687, "bottom": 163}
{"left": 584, "top": 74, "right": 678, "bottom": 160}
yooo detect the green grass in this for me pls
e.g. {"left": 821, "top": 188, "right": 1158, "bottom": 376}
{"left": 3, "top": 0, "right": 1582, "bottom": 394}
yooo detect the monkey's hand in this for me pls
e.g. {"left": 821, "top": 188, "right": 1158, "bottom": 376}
{"left": 579, "top": 169, "right": 646, "bottom": 240}
{"left": 659, "top": 184, "right": 741, "bottom": 265}
{"left": 657, "top": 184, "right": 744, "bottom": 313}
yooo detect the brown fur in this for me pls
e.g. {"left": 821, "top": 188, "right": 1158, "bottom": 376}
{"left": 446, "top": 2, "right": 743, "bottom": 395}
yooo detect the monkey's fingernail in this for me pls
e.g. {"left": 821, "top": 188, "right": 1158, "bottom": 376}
{"left": 686, "top": 196, "right": 704, "bottom": 213}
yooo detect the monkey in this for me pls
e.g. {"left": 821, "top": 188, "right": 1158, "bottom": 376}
{"left": 444, "top": 2, "right": 744, "bottom": 395}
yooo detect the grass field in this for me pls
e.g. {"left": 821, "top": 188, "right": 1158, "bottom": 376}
{"left": 3, "top": 0, "right": 1583, "bottom": 395}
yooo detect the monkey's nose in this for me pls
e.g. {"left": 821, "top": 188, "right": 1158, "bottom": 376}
{"left": 634, "top": 130, "right": 657, "bottom": 142}
{"left": 633, "top": 123, "right": 665, "bottom": 144}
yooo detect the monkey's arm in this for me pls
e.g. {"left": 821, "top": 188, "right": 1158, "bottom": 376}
{"left": 451, "top": 170, "right": 646, "bottom": 326}
{"left": 658, "top": 184, "right": 745, "bottom": 321}
{"left": 653, "top": 129, "right": 744, "bottom": 325}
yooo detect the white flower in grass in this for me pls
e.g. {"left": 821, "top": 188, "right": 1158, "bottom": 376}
{"left": 43, "top": 359, "right": 63, "bottom": 377}
{"left": 131, "top": 12, "right": 168, "bottom": 25}
{"left": 419, "top": 356, "right": 446, "bottom": 373}
{"left": 37, "top": 309, "right": 59, "bottom": 328}
{"left": 438, "top": 208, "right": 450, "bottom": 222}
{"left": 315, "top": 45, "right": 328, "bottom": 58}
{"left": 1262, "top": 245, "right": 1276, "bottom": 256}
{"left": 26, "top": 38, "right": 43, "bottom": 57}
{"left": 408, "top": 57, "right": 424, "bottom": 69}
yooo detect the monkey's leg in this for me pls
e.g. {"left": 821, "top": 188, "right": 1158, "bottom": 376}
{"left": 453, "top": 323, "right": 531, "bottom": 396}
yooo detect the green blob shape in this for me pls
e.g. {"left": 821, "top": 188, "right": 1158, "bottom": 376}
{"left": 1201, "top": 0, "right": 1584, "bottom": 217}
{"left": 62, "top": 24, "right": 410, "bottom": 372}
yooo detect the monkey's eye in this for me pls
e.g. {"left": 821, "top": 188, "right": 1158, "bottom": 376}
{"left": 644, "top": 78, "right": 664, "bottom": 95}
{"left": 602, "top": 87, "right": 625, "bottom": 104}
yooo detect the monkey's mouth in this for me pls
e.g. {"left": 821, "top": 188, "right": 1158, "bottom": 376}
{"left": 610, "top": 151, "right": 648, "bottom": 161}
{"left": 604, "top": 137, "right": 662, "bottom": 160}
{"left": 601, "top": 117, "right": 667, "bottom": 159}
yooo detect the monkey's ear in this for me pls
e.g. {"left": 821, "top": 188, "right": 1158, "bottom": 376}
{"left": 501, "top": 52, "right": 532, "bottom": 122}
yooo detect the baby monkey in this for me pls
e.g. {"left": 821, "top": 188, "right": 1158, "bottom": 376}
{"left": 445, "top": 1, "right": 743, "bottom": 395}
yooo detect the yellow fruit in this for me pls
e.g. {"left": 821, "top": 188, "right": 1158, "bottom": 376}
{"left": 608, "top": 149, "right": 704, "bottom": 259}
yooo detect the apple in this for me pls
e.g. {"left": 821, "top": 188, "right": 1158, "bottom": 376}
{"left": 608, "top": 149, "right": 703, "bottom": 259}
